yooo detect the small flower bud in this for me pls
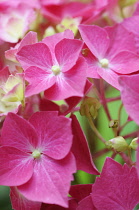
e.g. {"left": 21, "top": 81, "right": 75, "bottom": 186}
{"left": 129, "top": 137, "right": 138, "bottom": 150}
{"left": 80, "top": 97, "right": 101, "bottom": 119}
{"left": 106, "top": 136, "right": 129, "bottom": 152}
{"left": 109, "top": 120, "right": 119, "bottom": 128}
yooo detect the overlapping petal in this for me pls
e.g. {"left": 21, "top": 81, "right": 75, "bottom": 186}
{"left": 29, "top": 111, "right": 73, "bottom": 159}
{"left": 79, "top": 24, "right": 110, "bottom": 59}
{"left": 18, "top": 153, "right": 76, "bottom": 207}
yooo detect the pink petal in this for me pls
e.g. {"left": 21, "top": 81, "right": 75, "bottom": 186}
{"left": 77, "top": 195, "right": 96, "bottom": 210}
{"left": 18, "top": 153, "right": 76, "bottom": 207}
{"left": 0, "top": 146, "right": 33, "bottom": 186}
{"left": 25, "top": 66, "right": 56, "bottom": 97}
{"left": 5, "top": 31, "right": 38, "bottom": 62}
{"left": 119, "top": 74, "right": 139, "bottom": 125}
{"left": 79, "top": 25, "right": 110, "bottom": 59}
{"left": 81, "top": 47, "right": 100, "bottom": 78}
{"left": 71, "top": 114, "right": 99, "bottom": 175}
{"left": 105, "top": 24, "right": 137, "bottom": 57}
{"left": 29, "top": 111, "right": 73, "bottom": 159}
{"left": 91, "top": 157, "right": 139, "bottom": 210}
{"left": 44, "top": 57, "right": 87, "bottom": 100}
{"left": 110, "top": 51, "right": 139, "bottom": 74}
{"left": 17, "top": 43, "right": 53, "bottom": 70}
{"left": 55, "top": 38, "right": 83, "bottom": 72}
{"left": 42, "top": 30, "right": 74, "bottom": 54}
{"left": 63, "top": 79, "right": 93, "bottom": 116}
{"left": 97, "top": 67, "right": 121, "bottom": 90}
{"left": 1, "top": 113, "right": 38, "bottom": 152}
{"left": 122, "top": 16, "right": 139, "bottom": 35}
{"left": 10, "top": 187, "right": 41, "bottom": 210}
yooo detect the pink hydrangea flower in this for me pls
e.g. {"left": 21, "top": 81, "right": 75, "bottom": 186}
{"left": 0, "top": 111, "right": 76, "bottom": 207}
{"left": 91, "top": 157, "right": 139, "bottom": 209}
{"left": 17, "top": 30, "right": 87, "bottom": 100}
{"left": 79, "top": 24, "right": 139, "bottom": 89}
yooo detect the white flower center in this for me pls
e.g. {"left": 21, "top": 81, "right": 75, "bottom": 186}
{"left": 52, "top": 65, "right": 61, "bottom": 75}
{"left": 32, "top": 150, "right": 41, "bottom": 159}
{"left": 99, "top": 58, "right": 109, "bottom": 68}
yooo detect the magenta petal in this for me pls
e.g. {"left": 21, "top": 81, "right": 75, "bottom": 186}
{"left": 77, "top": 195, "right": 96, "bottom": 210}
{"left": 29, "top": 111, "right": 73, "bottom": 159}
{"left": 71, "top": 114, "right": 99, "bottom": 175}
{"left": 69, "top": 184, "right": 92, "bottom": 202}
{"left": 44, "top": 57, "right": 87, "bottom": 100}
{"left": 91, "top": 157, "right": 139, "bottom": 210}
{"left": 119, "top": 74, "right": 139, "bottom": 125}
{"left": 17, "top": 43, "right": 53, "bottom": 70}
{"left": 10, "top": 187, "right": 41, "bottom": 210}
{"left": 110, "top": 51, "right": 139, "bottom": 74}
{"left": 0, "top": 146, "right": 33, "bottom": 186}
{"left": 55, "top": 39, "right": 83, "bottom": 72}
{"left": 79, "top": 25, "right": 110, "bottom": 59}
{"left": 18, "top": 153, "right": 76, "bottom": 207}
{"left": 25, "top": 66, "right": 56, "bottom": 97}
{"left": 1, "top": 113, "right": 38, "bottom": 152}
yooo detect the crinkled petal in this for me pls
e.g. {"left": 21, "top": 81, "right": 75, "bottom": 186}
{"left": 91, "top": 157, "right": 139, "bottom": 210}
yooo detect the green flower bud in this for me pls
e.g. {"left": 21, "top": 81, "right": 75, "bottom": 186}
{"left": 109, "top": 120, "right": 119, "bottom": 128}
{"left": 80, "top": 97, "right": 101, "bottom": 119}
{"left": 106, "top": 136, "right": 129, "bottom": 152}
{"left": 129, "top": 137, "right": 138, "bottom": 150}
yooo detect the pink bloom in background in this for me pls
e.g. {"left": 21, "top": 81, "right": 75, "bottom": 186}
{"left": 41, "top": 1, "right": 94, "bottom": 24}
{"left": 79, "top": 24, "right": 139, "bottom": 89}
{"left": 91, "top": 157, "right": 139, "bottom": 210}
{"left": 0, "top": 1, "right": 38, "bottom": 43}
{"left": 17, "top": 30, "right": 87, "bottom": 100}
{"left": 5, "top": 31, "right": 38, "bottom": 63}
{"left": 0, "top": 112, "right": 76, "bottom": 207}
{"left": 119, "top": 74, "right": 139, "bottom": 125}
{"left": 0, "top": 66, "right": 24, "bottom": 115}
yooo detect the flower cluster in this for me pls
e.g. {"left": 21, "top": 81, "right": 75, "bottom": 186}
{"left": 0, "top": 0, "right": 139, "bottom": 209}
